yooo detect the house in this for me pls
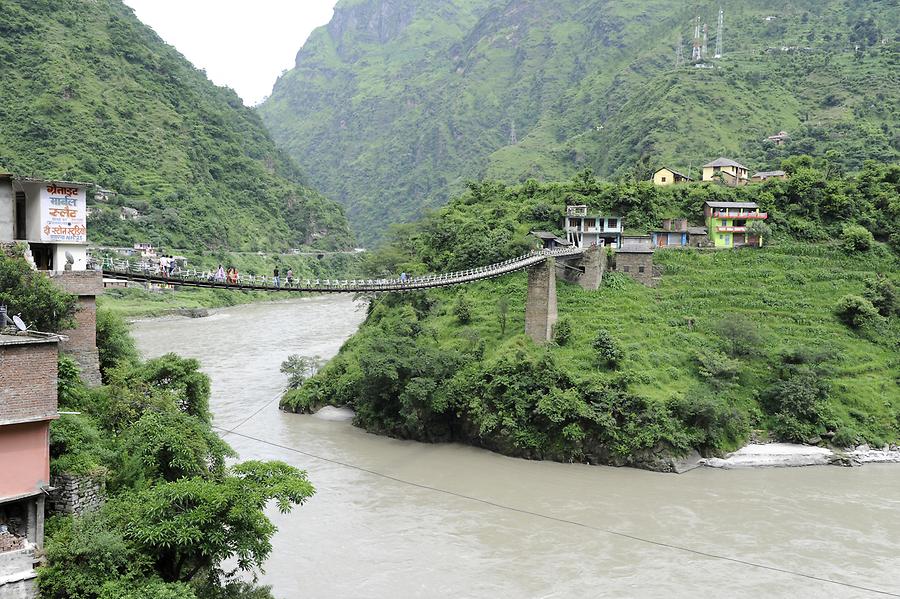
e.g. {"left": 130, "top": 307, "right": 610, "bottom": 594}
{"left": 531, "top": 231, "right": 572, "bottom": 250}
{"left": 614, "top": 247, "right": 655, "bottom": 286}
{"left": 564, "top": 205, "right": 623, "bottom": 248}
{"left": 134, "top": 242, "right": 156, "bottom": 258}
{"left": 0, "top": 174, "right": 90, "bottom": 271}
{"left": 702, "top": 158, "right": 750, "bottom": 186}
{"left": 0, "top": 331, "right": 61, "bottom": 597}
{"left": 751, "top": 170, "right": 788, "bottom": 183}
{"left": 651, "top": 219, "right": 708, "bottom": 248}
{"left": 765, "top": 131, "right": 790, "bottom": 146}
{"left": 704, "top": 201, "right": 768, "bottom": 248}
{"left": 652, "top": 167, "right": 693, "bottom": 186}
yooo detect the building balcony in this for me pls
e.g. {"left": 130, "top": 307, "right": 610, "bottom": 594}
{"left": 566, "top": 205, "right": 588, "bottom": 217}
{"left": 713, "top": 211, "right": 768, "bottom": 219}
{"left": 717, "top": 226, "right": 748, "bottom": 233}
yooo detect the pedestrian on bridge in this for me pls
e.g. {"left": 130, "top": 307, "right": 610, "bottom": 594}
{"left": 215, "top": 264, "right": 225, "bottom": 283}
{"left": 287, "top": 268, "right": 294, "bottom": 286}
{"left": 273, "top": 267, "right": 281, "bottom": 289}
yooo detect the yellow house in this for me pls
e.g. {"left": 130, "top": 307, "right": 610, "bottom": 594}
{"left": 652, "top": 167, "right": 693, "bottom": 186}
{"left": 702, "top": 158, "right": 749, "bottom": 186}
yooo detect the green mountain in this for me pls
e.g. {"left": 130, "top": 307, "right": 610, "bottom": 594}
{"left": 260, "top": 0, "right": 899, "bottom": 245}
{"left": 0, "top": 0, "right": 353, "bottom": 251}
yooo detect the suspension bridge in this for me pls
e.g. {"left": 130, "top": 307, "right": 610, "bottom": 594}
{"left": 98, "top": 247, "right": 585, "bottom": 293}
{"left": 99, "top": 245, "right": 603, "bottom": 344}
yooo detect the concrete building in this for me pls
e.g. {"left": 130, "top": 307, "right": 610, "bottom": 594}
{"left": 751, "top": 170, "right": 788, "bottom": 183}
{"left": 652, "top": 167, "right": 693, "bottom": 186}
{"left": 1, "top": 175, "right": 103, "bottom": 384}
{"left": 0, "top": 332, "right": 60, "bottom": 599}
{"left": 702, "top": 158, "right": 749, "bottom": 186}
{"left": 651, "top": 219, "right": 708, "bottom": 248}
{"left": 0, "top": 174, "right": 90, "bottom": 271}
{"left": 704, "top": 201, "right": 768, "bottom": 248}
{"left": 564, "top": 205, "right": 623, "bottom": 249}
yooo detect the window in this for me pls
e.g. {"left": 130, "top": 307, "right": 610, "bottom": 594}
{"left": 623, "top": 266, "right": 630, "bottom": 273}
{"left": 661, "top": 176, "right": 667, "bottom": 182}
{"left": 584, "top": 218, "right": 596, "bottom": 229}
{"left": 638, "top": 266, "right": 645, "bottom": 273}
{"left": 607, "top": 218, "right": 618, "bottom": 229}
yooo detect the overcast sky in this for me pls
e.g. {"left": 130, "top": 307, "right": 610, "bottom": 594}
{"left": 123, "top": 0, "right": 337, "bottom": 106}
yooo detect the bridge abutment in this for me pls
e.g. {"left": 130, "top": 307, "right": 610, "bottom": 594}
{"left": 525, "top": 257, "right": 557, "bottom": 344}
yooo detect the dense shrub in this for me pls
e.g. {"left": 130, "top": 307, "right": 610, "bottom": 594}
{"left": 864, "top": 275, "right": 898, "bottom": 318}
{"left": 0, "top": 252, "right": 75, "bottom": 331}
{"left": 762, "top": 349, "right": 832, "bottom": 442}
{"left": 592, "top": 329, "right": 623, "bottom": 367}
{"left": 835, "top": 294, "right": 881, "bottom": 329}
{"left": 694, "top": 348, "right": 742, "bottom": 389}
{"left": 841, "top": 224, "right": 874, "bottom": 252}
{"left": 96, "top": 307, "right": 138, "bottom": 379}
{"left": 453, "top": 293, "right": 473, "bottom": 324}
{"left": 553, "top": 316, "right": 574, "bottom": 346}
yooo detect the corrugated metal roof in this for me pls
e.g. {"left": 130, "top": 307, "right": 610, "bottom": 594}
{"left": 752, "top": 170, "right": 786, "bottom": 178}
{"left": 705, "top": 201, "right": 760, "bottom": 209}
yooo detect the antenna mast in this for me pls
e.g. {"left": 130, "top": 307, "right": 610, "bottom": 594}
{"left": 691, "top": 16, "right": 702, "bottom": 61}
{"left": 715, "top": 7, "right": 724, "bottom": 58}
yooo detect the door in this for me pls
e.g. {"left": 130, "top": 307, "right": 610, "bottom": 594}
{"left": 15, "top": 192, "right": 26, "bottom": 240}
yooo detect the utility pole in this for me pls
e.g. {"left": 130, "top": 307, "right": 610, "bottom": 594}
{"left": 715, "top": 7, "right": 724, "bottom": 58}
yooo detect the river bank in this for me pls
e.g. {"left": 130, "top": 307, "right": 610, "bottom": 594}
{"left": 702, "top": 442, "right": 900, "bottom": 469}
{"left": 100, "top": 284, "right": 300, "bottom": 319}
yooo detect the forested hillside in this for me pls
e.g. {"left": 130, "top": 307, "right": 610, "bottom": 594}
{"left": 260, "top": 0, "right": 899, "bottom": 244}
{"left": 0, "top": 0, "right": 353, "bottom": 251}
{"left": 282, "top": 164, "right": 900, "bottom": 467}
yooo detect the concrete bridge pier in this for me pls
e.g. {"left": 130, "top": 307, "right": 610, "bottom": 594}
{"left": 525, "top": 257, "right": 557, "bottom": 344}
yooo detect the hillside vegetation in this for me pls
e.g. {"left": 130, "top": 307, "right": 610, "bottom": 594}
{"left": 282, "top": 164, "right": 900, "bottom": 467}
{"left": 260, "top": 0, "right": 899, "bottom": 244}
{"left": 0, "top": 0, "right": 353, "bottom": 251}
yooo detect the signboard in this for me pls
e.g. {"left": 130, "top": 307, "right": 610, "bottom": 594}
{"left": 40, "top": 184, "right": 87, "bottom": 244}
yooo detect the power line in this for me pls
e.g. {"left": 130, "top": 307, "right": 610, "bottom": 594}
{"left": 216, "top": 425, "right": 900, "bottom": 598}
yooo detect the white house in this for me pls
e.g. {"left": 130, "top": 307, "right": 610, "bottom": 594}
{"left": 564, "top": 205, "right": 623, "bottom": 248}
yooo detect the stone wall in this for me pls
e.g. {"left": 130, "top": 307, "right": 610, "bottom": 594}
{"left": 0, "top": 342, "right": 58, "bottom": 426}
{"left": 48, "top": 474, "right": 105, "bottom": 515}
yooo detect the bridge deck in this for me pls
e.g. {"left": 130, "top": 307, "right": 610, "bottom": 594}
{"left": 100, "top": 248, "right": 583, "bottom": 294}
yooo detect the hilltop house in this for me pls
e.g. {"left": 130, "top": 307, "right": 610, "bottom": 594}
{"left": 751, "top": 170, "right": 788, "bottom": 183}
{"left": 702, "top": 158, "right": 749, "bottom": 187}
{"left": 564, "top": 205, "right": 622, "bottom": 248}
{"left": 651, "top": 219, "right": 708, "bottom": 248}
{"left": 704, "top": 201, "right": 768, "bottom": 248}
{"left": 531, "top": 231, "right": 572, "bottom": 250}
{"left": 652, "top": 167, "right": 693, "bottom": 186}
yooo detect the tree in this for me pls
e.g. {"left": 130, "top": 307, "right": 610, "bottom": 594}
{"left": 714, "top": 314, "right": 762, "bottom": 358}
{"left": 746, "top": 220, "right": 772, "bottom": 246}
{"left": 0, "top": 251, "right": 75, "bottom": 331}
{"left": 141, "top": 354, "right": 212, "bottom": 422}
{"left": 96, "top": 307, "right": 139, "bottom": 379}
{"left": 496, "top": 297, "right": 509, "bottom": 336}
{"left": 279, "top": 354, "right": 322, "bottom": 390}
{"left": 553, "top": 317, "right": 573, "bottom": 346}
{"left": 108, "top": 461, "right": 314, "bottom": 584}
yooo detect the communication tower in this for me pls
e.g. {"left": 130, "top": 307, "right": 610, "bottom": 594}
{"left": 715, "top": 8, "right": 724, "bottom": 58}
{"left": 509, "top": 119, "right": 517, "bottom": 145}
{"left": 676, "top": 38, "right": 685, "bottom": 67}
{"left": 691, "top": 16, "right": 702, "bottom": 61}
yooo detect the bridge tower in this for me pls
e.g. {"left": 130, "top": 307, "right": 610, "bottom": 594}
{"left": 525, "top": 257, "right": 558, "bottom": 344}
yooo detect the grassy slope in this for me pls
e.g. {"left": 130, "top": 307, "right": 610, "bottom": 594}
{"left": 260, "top": 0, "right": 899, "bottom": 244}
{"left": 0, "top": 0, "right": 353, "bottom": 251}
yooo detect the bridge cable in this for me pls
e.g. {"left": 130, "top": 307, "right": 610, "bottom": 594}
{"left": 212, "top": 424, "right": 900, "bottom": 598}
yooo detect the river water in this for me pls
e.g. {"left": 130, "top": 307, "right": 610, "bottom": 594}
{"left": 131, "top": 297, "right": 900, "bottom": 599}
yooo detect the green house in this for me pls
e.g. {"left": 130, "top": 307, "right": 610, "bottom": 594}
{"left": 704, "top": 201, "right": 768, "bottom": 248}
